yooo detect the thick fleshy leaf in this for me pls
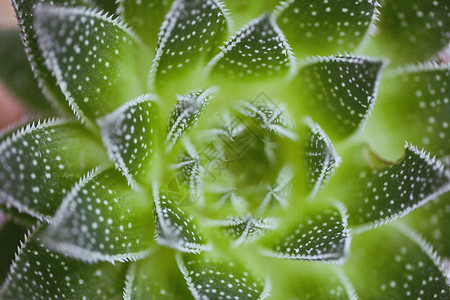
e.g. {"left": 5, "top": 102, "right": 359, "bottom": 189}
{"left": 41, "top": 168, "right": 154, "bottom": 263}
{"left": 11, "top": 0, "right": 91, "bottom": 113}
{"left": 0, "top": 234, "right": 126, "bottom": 299}
{"left": 343, "top": 225, "right": 450, "bottom": 299}
{"left": 98, "top": 94, "right": 158, "bottom": 186}
{"left": 0, "top": 120, "right": 108, "bottom": 222}
{"left": 0, "top": 30, "right": 53, "bottom": 112}
{"left": 207, "top": 14, "right": 295, "bottom": 80}
{"left": 177, "top": 253, "right": 270, "bottom": 299}
{"left": 366, "top": 64, "right": 450, "bottom": 160}
{"left": 263, "top": 204, "right": 350, "bottom": 262}
{"left": 362, "top": 0, "right": 450, "bottom": 64}
{"left": 343, "top": 144, "right": 450, "bottom": 231}
{"left": 149, "top": 0, "right": 229, "bottom": 92}
{"left": 275, "top": 0, "right": 379, "bottom": 57}
{"left": 291, "top": 55, "right": 383, "bottom": 139}
{"left": 153, "top": 190, "right": 207, "bottom": 253}
{"left": 35, "top": 5, "right": 150, "bottom": 125}
{"left": 303, "top": 117, "right": 341, "bottom": 198}
{"left": 0, "top": 219, "right": 28, "bottom": 285}
{"left": 118, "top": 0, "right": 172, "bottom": 49}
{"left": 401, "top": 193, "right": 450, "bottom": 257}
{"left": 167, "top": 89, "right": 214, "bottom": 149}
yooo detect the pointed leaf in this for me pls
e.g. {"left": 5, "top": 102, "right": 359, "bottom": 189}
{"left": 0, "top": 29, "right": 53, "bottom": 112}
{"left": 153, "top": 190, "right": 207, "bottom": 253}
{"left": 304, "top": 117, "right": 341, "bottom": 198}
{"left": 149, "top": 0, "right": 229, "bottom": 92}
{"left": 362, "top": 0, "right": 450, "bottom": 64}
{"left": 0, "top": 120, "right": 108, "bottom": 222}
{"left": 292, "top": 55, "right": 384, "bottom": 139}
{"left": 0, "top": 219, "right": 28, "bottom": 284}
{"left": 343, "top": 225, "right": 450, "bottom": 299}
{"left": 177, "top": 253, "right": 270, "bottom": 300}
{"left": 41, "top": 168, "right": 154, "bottom": 263}
{"left": 98, "top": 94, "right": 158, "bottom": 186}
{"left": 35, "top": 5, "right": 150, "bottom": 125}
{"left": 207, "top": 14, "right": 295, "bottom": 80}
{"left": 173, "top": 145, "right": 203, "bottom": 203}
{"left": 366, "top": 65, "right": 450, "bottom": 160}
{"left": 343, "top": 144, "right": 450, "bottom": 230}
{"left": 0, "top": 233, "right": 126, "bottom": 299}
{"left": 275, "top": 0, "right": 379, "bottom": 57}
{"left": 263, "top": 204, "right": 350, "bottom": 262}
{"left": 257, "top": 165, "right": 294, "bottom": 213}
{"left": 167, "top": 89, "right": 214, "bottom": 149}
{"left": 118, "top": 0, "right": 172, "bottom": 49}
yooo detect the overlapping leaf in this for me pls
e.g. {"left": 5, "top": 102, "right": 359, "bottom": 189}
{"left": 153, "top": 190, "right": 207, "bottom": 253}
{"left": 0, "top": 220, "right": 28, "bottom": 284}
{"left": 0, "top": 234, "right": 126, "bottom": 299}
{"left": 0, "top": 120, "right": 107, "bottom": 222}
{"left": 292, "top": 55, "right": 383, "bottom": 139}
{"left": 98, "top": 94, "right": 158, "bottom": 186}
{"left": 177, "top": 253, "right": 270, "bottom": 299}
{"left": 275, "top": 0, "right": 379, "bottom": 57}
{"left": 343, "top": 225, "right": 450, "bottom": 299}
{"left": 207, "top": 14, "right": 295, "bottom": 80}
{"left": 41, "top": 168, "right": 154, "bottom": 263}
{"left": 263, "top": 204, "right": 350, "bottom": 262}
{"left": 149, "top": 0, "right": 229, "bottom": 91}
{"left": 34, "top": 5, "right": 150, "bottom": 125}
{"left": 174, "top": 144, "right": 203, "bottom": 203}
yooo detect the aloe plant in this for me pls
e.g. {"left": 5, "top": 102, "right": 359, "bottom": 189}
{"left": 0, "top": 0, "right": 449, "bottom": 299}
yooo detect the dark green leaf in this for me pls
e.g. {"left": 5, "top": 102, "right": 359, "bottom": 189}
{"left": 41, "top": 168, "right": 154, "bottom": 263}
{"left": 275, "top": 0, "right": 379, "bottom": 57}
{"left": 263, "top": 204, "right": 350, "bottom": 262}
{"left": 207, "top": 14, "right": 295, "bottom": 80}
{"left": 0, "top": 120, "right": 108, "bottom": 222}
{"left": 98, "top": 94, "right": 158, "bottom": 186}
{"left": 0, "top": 219, "right": 28, "bottom": 285}
{"left": 292, "top": 55, "right": 384, "bottom": 139}
{"left": 149, "top": 0, "right": 229, "bottom": 92}
{"left": 0, "top": 233, "right": 126, "bottom": 299}
{"left": 0, "top": 30, "right": 53, "bottom": 112}
{"left": 177, "top": 253, "right": 270, "bottom": 299}
{"left": 35, "top": 5, "right": 150, "bottom": 126}
{"left": 343, "top": 225, "right": 450, "bottom": 299}
{"left": 362, "top": 0, "right": 450, "bottom": 64}
{"left": 173, "top": 143, "right": 203, "bottom": 204}
{"left": 153, "top": 190, "right": 208, "bottom": 253}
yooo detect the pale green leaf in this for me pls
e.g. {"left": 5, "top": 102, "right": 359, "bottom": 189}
{"left": 343, "top": 225, "right": 450, "bottom": 299}
{"left": 98, "top": 94, "right": 158, "bottom": 187}
{"left": 41, "top": 168, "right": 154, "bottom": 263}
{"left": 0, "top": 120, "right": 108, "bottom": 222}
{"left": 275, "top": 0, "right": 379, "bottom": 57}
{"left": 34, "top": 5, "right": 150, "bottom": 126}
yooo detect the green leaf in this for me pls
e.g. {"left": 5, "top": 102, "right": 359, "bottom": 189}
{"left": 292, "top": 55, "right": 384, "bottom": 139}
{"left": 176, "top": 253, "right": 270, "bottom": 299}
{"left": 41, "top": 168, "right": 154, "bottom": 263}
{"left": 0, "top": 233, "right": 126, "bottom": 299}
{"left": 149, "top": 0, "right": 229, "bottom": 93}
{"left": 263, "top": 204, "right": 350, "bottom": 262}
{"left": 0, "top": 30, "right": 53, "bottom": 112}
{"left": 34, "top": 5, "right": 150, "bottom": 126}
{"left": 275, "top": 0, "right": 379, "bottom": 57}
{"left": 342, "top": 144, "right": 450, "bottom": 231}
{"left": 11, "top": 0, "right": 91, "bottom": 113}
{"left": 0, "top": 120, "right": 108, "bottom": 222}
{"left": 167, "top": 89, "right": 214, "bottom": 150}
{"left": 207, "top": 14, "right": 295, "bottom": 80}
{"left": 0, "top": 219, "right": 28, "bottom": 285}
{"left": 362, "top": 0, "right": 450, "bottom": 65}
{"left": 153, "top": 190, "right": 208, "bottom": 253}
{"left": 303, "top": 117, "right": 341, "bottom": 198}
{"left": 118, "top": 0, "right": 172, "bottom": 49}
{"left": 98, "top": 94, "right": 158, "bottom": 187}
{"left": 257, "top": 165, "right": 294, "bottom": 213}
{"left": 365, "top": 64, "right": 450, "bottom": 160}
{"left": 343, "top": 225, "right": 450, "bottom": 299}
{"left": 401, "top": 193, "right": 450, "bottom": 257}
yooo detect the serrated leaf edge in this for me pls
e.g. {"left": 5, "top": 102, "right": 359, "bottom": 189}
{"left": 385, "top": 61, "right": 450, "bottom": 78}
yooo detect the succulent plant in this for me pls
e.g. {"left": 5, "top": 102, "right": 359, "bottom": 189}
{"left": 0, "top": 0, "right": 449, "bottom": 299}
